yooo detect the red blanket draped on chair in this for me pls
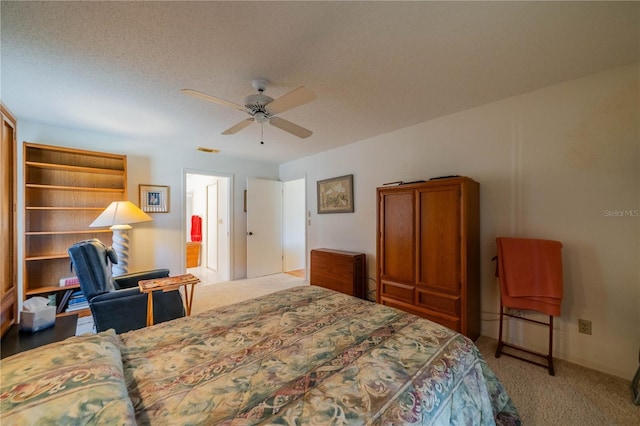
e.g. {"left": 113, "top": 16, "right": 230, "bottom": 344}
{"left": 496, "top": 237, "right": 563, "bottom": 316}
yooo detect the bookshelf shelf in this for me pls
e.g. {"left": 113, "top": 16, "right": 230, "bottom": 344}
{"left": 25, "top": 284, "right": 80, "bottom": 296}
{"left": 25, "top": 230, "right": 112, "bottom": 236}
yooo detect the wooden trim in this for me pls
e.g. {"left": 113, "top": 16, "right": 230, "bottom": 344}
{"left": 1, "top": 103, "right": 18, "bottom": 336}
{"left": 24, "top": 141, "right": 125, "bottom": 160}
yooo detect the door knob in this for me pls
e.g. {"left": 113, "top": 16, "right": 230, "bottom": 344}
{"left": 247, "top": 232, "right": 253, "bottom": 236}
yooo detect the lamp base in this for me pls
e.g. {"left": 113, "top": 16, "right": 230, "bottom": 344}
{"left": 110, "top": 225, "right": 132, "bottom": 276}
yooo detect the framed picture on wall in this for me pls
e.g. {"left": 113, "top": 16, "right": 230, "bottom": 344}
{"left": 139, "top": 184, "right": 169, "bottom": 213}
{"left": 317, "top": 174, "right": 354, "bottom": 214}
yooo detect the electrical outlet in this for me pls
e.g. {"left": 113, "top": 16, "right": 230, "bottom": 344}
{"left": 578, "top": 319, "right": 592, "bottom": 335}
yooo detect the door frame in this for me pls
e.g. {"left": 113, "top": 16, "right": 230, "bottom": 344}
{"left": 182, "top": 169, "right": 234, "bottom": 280}
{"left": 282, "top": 176, "right": 307, "bottom": 278}
{"left": 206, "top": 181, "right": 218, "bottom": 271}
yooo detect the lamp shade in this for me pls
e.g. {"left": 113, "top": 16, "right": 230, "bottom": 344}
{"left": 90, "top": 201, "right": 153, "bottom": 227}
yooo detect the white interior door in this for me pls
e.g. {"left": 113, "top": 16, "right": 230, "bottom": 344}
{"left": 247, "top": 178, "right": 282, "bottom": 278}
{"left": 206, "top": 182, "right": 218, "bottom": 271}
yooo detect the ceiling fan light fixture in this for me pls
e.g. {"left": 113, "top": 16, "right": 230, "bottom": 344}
{"left": 254, "top": 111, "right": 268, "bottom": 123}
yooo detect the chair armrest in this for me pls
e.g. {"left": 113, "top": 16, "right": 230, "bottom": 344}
{"left": 91, "top": 287, "right": 142, "bottom": 302}
{"left": 90, "top": 287, "right": 185, "bottom": 334}
{"left": 113, "top": 269, "right": 170, "bottom": 289}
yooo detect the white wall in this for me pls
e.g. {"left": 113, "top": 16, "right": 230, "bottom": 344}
{"left": 283, "top": 178, "right": 306, "bottom": 272}
{"left": 16, "top": 121, "right": 279, "bottom": 291}
{"left": 280, "top": 63, "right": 639, "bottom": 379}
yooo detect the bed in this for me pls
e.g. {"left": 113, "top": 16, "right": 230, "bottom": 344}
{"left": 1, "top": 285, "right": 520, "bottom": 425}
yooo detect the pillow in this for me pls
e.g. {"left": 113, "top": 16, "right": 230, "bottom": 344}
{"left": 1, "top": 330, "right": 136, "bottom": 425}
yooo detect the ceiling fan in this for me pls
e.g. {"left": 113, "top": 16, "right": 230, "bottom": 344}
{"left": 182, "top": 79, "right": 316, "bottom": 140}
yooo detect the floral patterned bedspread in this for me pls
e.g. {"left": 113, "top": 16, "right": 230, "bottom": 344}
{"left": 119, "top": 285, "right": 520, "bottom": 425}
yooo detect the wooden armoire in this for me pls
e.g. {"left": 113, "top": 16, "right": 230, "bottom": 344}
{"left": 376, "top": 177, "right": 480, "bottom": 340}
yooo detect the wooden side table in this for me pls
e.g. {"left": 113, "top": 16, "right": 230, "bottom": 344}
{"left": 138, "top": 274, "right": 200, "bottom": 326}
{"left": 1, "top": 314, "right": 78, "bottom": 359}
{"left": 310, "top": 248, "right": 366, "bottom": 299}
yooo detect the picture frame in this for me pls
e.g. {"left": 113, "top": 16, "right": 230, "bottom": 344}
{"left": 317, "top": 174, "right": 354, "bottom": 214}
{"left": 139, "top": 184, "right": 169, "bottom": 213}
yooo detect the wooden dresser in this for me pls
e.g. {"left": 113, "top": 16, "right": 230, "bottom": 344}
{"left": 376, "top": 177, "right": 480, "bottom": 340}
{"left": 310, "top": 249, "right": 366, "bottom": 299}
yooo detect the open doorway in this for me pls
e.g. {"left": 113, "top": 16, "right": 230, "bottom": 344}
{"left": 185, "top": 171, "right": 231, "bottom": 284}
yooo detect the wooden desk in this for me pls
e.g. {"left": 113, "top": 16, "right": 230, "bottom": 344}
{"left": 1, "top": 314, "right": 78, "bottom": 359}
{"left": 138, "top": 274, "right": 200, "bottom": 326}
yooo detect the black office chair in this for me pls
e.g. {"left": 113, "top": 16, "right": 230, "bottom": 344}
{"left": 68, "top": 239, "right": 185, "bottom": 334}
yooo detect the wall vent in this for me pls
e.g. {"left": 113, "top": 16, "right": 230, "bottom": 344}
{"left": 196, "top": 147, "right": 219, "bottom": 153}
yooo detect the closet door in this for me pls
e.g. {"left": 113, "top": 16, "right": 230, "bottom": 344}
{"left": 377, "top": 188, "right": 415, "bottom": 305}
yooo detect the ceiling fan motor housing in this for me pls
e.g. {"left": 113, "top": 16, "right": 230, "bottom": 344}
{"left": 245, "top": 79, "right": 274, "bottom": 120}
{"left": 244, "top": 93, "right": 274, "bottom": 119}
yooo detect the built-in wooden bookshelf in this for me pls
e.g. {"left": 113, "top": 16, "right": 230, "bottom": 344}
{"left": 23, "top": 142, "right": 127, "bottom": 317}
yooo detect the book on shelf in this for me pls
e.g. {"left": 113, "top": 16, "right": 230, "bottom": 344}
{"left": 65, "top": 302, "right": 89, "bottom": 312}
{"left": 56, "top": 289, "right": 87, "bottom": 314}
{"left": 56, "top": 290, "right": 74, "bottom": 314}
{"left": 59, "top": 276, "right": 80, "bottom": 287}
{"left": 67, "top": 296, "right": 87, "bottom": 305}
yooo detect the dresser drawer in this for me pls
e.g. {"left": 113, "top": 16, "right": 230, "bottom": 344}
{"left": 421, "top": 311, "right": 461, "bottom": 333}
{"left": 416, "top": 288, "right": 460, "bottom": 317}
{"left": 380, "top": 280, "right": 414, "bottom": 304}
{"left": 380, "top": 297, "right": 461, "bottom": 333}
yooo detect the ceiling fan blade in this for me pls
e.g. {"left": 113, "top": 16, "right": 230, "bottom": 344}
{"left": 266, "top": 86, "right": 316, "bottom": 115}
{"left": 222, "top": 118, "right": 254, "bottom": 135}
{"left": 181, "top": 88, "right": 246, "bottom": 112}
{"left": 269, "top": 117, "right": 313, "bottom": 139}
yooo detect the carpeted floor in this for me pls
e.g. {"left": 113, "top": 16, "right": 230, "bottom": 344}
{"left": 475, "top": 336, "right": 639, "bottom": 425}
{"left": 192, "top": 274, "right": 640, "bottom": 425}
{"left": 191, "top": 272, "right": 308, "bottom": 315}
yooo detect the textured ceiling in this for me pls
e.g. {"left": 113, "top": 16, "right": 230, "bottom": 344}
{"left": 2, "top": 1, "right": 638, "bottom": 164}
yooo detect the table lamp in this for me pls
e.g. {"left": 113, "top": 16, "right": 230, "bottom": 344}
{"left": 90, "top": 201, "right": 153, "bottom": 276}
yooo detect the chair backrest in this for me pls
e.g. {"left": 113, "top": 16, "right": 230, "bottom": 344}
{"left": 68, "top": 239, "right": 118, "bottom": 301}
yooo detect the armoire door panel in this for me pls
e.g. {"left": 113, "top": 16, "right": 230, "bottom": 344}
{"left": 417, "top": 186, "right": 461, "bottom": 293}
{"left": 380, "top": 191, "right": 414, "bottom": 282}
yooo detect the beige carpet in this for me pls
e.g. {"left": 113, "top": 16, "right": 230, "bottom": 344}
{"left": 475, "top": 337, "right": 639, "bottom": 425}
{"left": 191, "top": 273, "right": 307, "bottom": 315}
{"left": 192, "top": 274, "right": 640, "bottom": 425}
